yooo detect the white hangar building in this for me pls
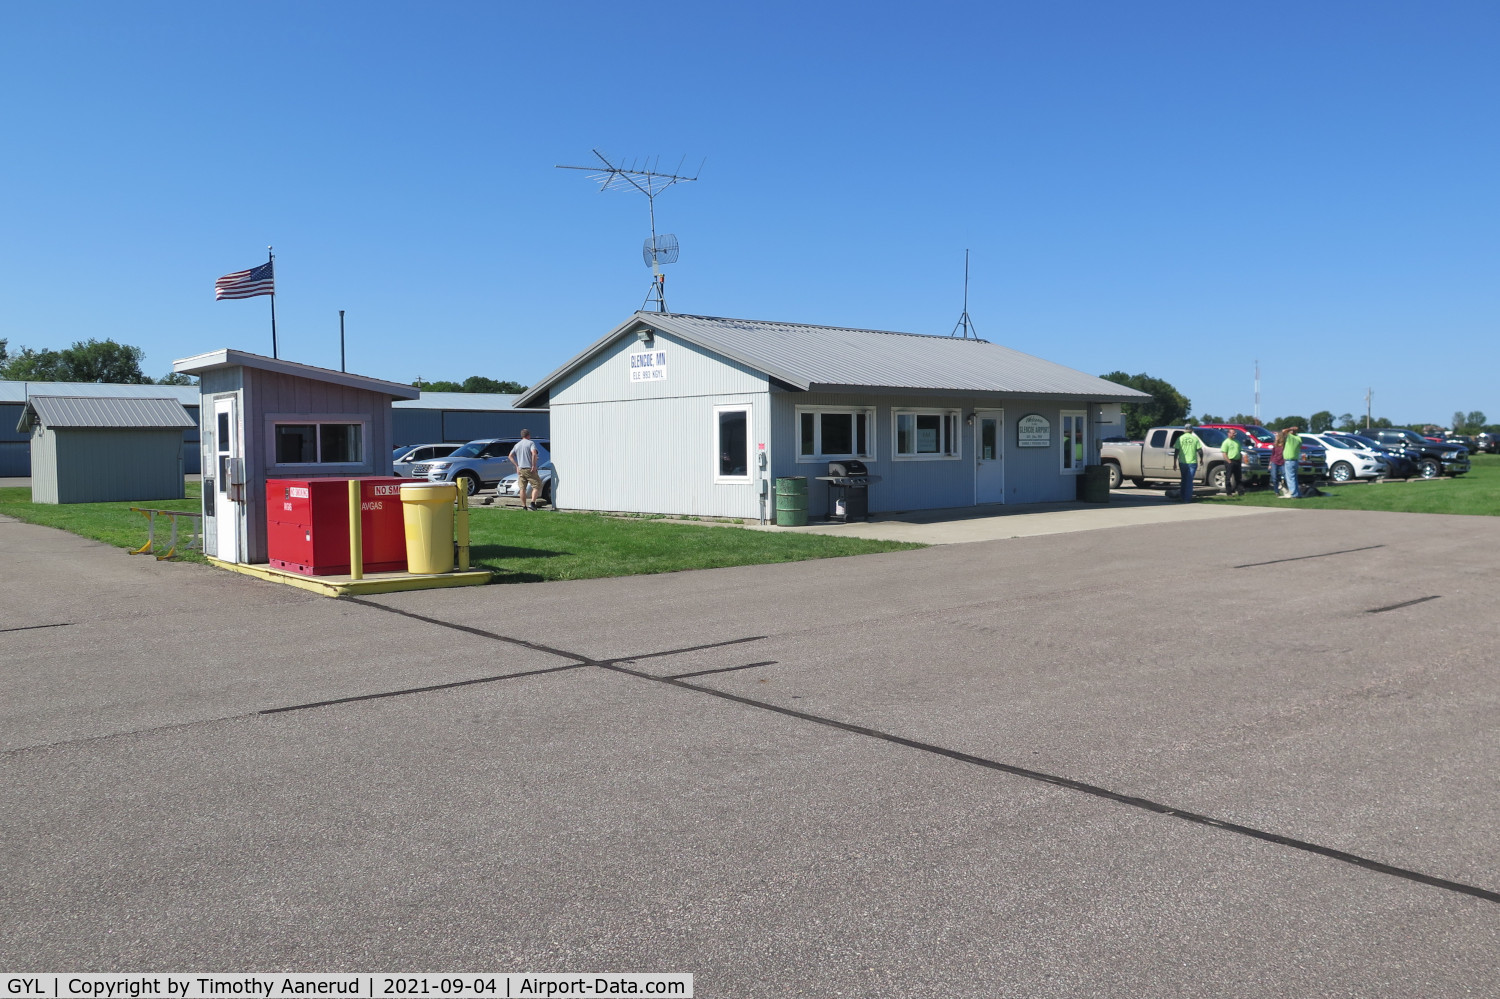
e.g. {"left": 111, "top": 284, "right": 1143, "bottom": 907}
{"left": 513, "top": 312, "right": 1150, "bottom": 520}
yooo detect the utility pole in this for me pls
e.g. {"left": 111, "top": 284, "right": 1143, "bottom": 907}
{"left": 1365, "top": 387, "right": 1372, "bottom": 429}
{"left": 339, "top": 310, "right": 346, "bottom": 372}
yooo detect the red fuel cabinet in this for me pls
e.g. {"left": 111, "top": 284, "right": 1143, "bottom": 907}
{"left": 266, "top": 477, "right": 409, "bottom": 575}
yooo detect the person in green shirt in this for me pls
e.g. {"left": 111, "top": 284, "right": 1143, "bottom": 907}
{"left": 1222, "top": 429, "right": 1245, "bottom": 496}
{"left": 1282, "top": 426, "right": 1304, "bottom": 498}
{"left": 1174, "top": 424, "right": 1205, "bottom": 502}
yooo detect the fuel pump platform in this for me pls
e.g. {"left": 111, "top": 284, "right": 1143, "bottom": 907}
{"left": 207, "top": 558, "right": 493, "bottom": 598}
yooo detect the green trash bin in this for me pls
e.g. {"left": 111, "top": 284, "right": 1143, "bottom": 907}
{"left": 1079, "top": 464, "right": 1111, "bottom": 503}
{"left": 775, "top": 476, "right": 808, "bottom": 527}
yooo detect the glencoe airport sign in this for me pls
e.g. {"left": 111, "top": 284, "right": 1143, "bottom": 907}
{"left": 629, "top": 350, "right": 667, "bottom": 383}
{"left": 1017, "top": 413, "right": 1051, "bottom": 447}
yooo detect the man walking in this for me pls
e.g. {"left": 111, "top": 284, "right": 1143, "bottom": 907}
{"left": 1174, "top": 423, "right": 1205, "bottom": 503}
{"left": 1281, "top": 425, "right": 1303, "bottom": 499}
{"left": 508, "top": 430, "right": 545, "bottom": 510}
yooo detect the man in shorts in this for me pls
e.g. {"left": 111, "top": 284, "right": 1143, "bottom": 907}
{"left": 509, "top": 430, "right": 545, "bottom": 510}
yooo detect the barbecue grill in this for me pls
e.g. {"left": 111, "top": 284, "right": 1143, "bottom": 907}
{"left": 815, "top": 460, "right": 881, "bottom": 522}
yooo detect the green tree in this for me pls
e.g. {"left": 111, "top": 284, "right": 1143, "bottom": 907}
{"left": 1197, "top": 413, "right": 1224, "bottom": 424}
{"left": 1267, "top": 415, "right": 1309, "bottom": 431}
{"left": 411, "top": 376, "right": 529, "bottom": 394}
{"left": 461, "top": 375, "right": 527, "bottom": 394}
{"left": 1099, "top": 371, "right": 1190, "bottom": 439}
{"left": 1309, "top": 410, "right": 1334, "bottom": 433}
{"left": 1, "top": 346, "right": 64, "bottom": 380}
{"left": 1466, "top": 410, "right": 1486, "bottom": 431}
{"left": 1452, "top": 411, "right": 1465, "bottom": 432}
{"left": 0, "top": 338, "right": 150, "bottom": 383}
{"left": 157, "top": 371, "right": 197, "bottom": 386}
{"left": 1336, "top": 413, "right": 1357, "bottom": 432}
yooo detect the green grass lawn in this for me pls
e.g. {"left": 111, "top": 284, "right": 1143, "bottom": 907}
{"left": 0, "top": 483, "right": 209, "bottom": 562}
{"left": 0, "top": 483, "right": 921, "bottom": 582}
{"left": 1201, "top": 452, "right": 1500, "bottom": 516}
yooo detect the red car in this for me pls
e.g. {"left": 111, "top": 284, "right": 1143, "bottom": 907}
{"left": 1195, "top": 423, "right": 1278, "bottom": 453}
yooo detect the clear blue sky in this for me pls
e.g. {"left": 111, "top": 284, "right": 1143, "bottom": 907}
{"left": 3, "top": 1, "right": 1495, "bottom": 425}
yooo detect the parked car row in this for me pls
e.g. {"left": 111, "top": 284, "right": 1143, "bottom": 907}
{"left": 1197, "top": 423, "right": 1472, "bottom": 480}
{"left": 1101, "top": 421, "right": 1476, "bottom": 494}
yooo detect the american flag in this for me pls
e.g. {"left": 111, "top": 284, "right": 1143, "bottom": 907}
{"left": 215, "top": 261, "right": 275, "bottom": 300}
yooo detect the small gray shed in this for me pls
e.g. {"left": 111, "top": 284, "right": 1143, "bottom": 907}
{"left": 18, "top": 395, "right": 196, "bottom": 504}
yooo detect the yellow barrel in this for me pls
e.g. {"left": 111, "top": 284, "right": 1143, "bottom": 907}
{"left": 400, "top": 482, "right": 457, "bottom": 574}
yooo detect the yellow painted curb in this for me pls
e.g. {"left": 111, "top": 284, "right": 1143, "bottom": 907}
{"left": 206, "top": 558, "right": 491, "bottom": 597}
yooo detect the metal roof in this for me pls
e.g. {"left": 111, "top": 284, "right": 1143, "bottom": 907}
{"left": 393, "top": 392, "right": 544, "bottom": 411}
{"left": 18, "top": 395, "right": 197, "bottom": 432}
{"left": 514, "top": 312, "right": 1152, "bottom": 406}
{"left": 173, "top": 348, "right": 420, "bottom": 400}
{"left": 0, "top": 380, "right": 200, "bottom": 405}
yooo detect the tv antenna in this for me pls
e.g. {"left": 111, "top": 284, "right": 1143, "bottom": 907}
{"left": 951, "top": 249, "right": 978, "bottom": 338}
{"left": 557, "top": 148, "right": 702, "bottom": 313}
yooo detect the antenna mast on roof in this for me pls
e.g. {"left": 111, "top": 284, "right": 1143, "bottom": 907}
{"left": 950, "top": 249, "right": 978, "bottom": 338}
{"left": 557, "top": 149, "right": 702, "bottom": 314}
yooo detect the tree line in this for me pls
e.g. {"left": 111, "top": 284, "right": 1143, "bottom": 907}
{"left": 0, "top": 337, "right": 193, "bottom": 385}
{"left": 1101, "top": 372, "right": 1494, "bottom": 439}
{"left": 1, "top": 338, "right": 528, "bottom": 395}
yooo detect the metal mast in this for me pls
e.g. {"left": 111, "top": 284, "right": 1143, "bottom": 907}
{"left": 950, "top": 249, "right": 978, "bottom": 338}
{"left": 557, "top": 149, "right": 701, "bottom": 313}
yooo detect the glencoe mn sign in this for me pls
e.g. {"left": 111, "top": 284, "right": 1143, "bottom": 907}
{"left": 1018, "top": 413, "right": 1051, "bottom": 447}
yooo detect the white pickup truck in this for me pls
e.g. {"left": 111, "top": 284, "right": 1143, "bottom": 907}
{"left": 1100, "top": 426, "right": 1270, "bottom": 491}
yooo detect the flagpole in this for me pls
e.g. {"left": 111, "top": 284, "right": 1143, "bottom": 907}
{"left": 268, "top": 246, "right": 278, "bottom": 359}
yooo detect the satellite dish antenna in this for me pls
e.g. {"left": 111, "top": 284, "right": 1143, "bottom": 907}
{"left": 558, "top": 149, "right": 702, "bottom": 313}
{"left": 643, "top": 234, "right": 679, "bottom": 267}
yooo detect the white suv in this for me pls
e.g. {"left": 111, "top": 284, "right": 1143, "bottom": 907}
{"left": 1304, "top": 433, "right": 1386, "bottom": 482}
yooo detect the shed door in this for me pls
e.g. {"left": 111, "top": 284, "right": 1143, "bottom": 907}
{"left": 213, "top": 398, "right": 241, "bottom": 562}
{"left": 975, "top": 409, "right": 1004, "bottom": 503}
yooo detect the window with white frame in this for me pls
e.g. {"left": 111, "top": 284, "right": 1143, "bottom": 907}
{"left": 272, "top": 420, "right": 365, "bottom": 465}
{"left": 1061, "top": 411, "right": 1085, "bottom": 473}
{"left": 893, "top": 409, "right": 961, "bottom": 459}
{"left": 797, "top": 406, "right": 875, "bottom": 461}
{"left": 714, "top": 405, "right": 752, "bottom": 481}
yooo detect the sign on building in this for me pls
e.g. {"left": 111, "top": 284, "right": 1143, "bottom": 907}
{"left": 629, "top": 350, "right": 668, "bottom": 383}
{"left": 1017, "top": 413, "right": 1051, "bottom": 447}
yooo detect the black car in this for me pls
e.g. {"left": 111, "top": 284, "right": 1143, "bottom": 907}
{"left": 1333, "top": 434, "right": 1418, "bottom": 479}
{"left": 1477, "top": 432, "right": 1500, "bottom": 454}
{"left": 1359, "top": 429, "right": 1469, "bottom": 478}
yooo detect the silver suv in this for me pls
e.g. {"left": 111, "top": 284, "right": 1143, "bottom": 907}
{"left": 413, "top": 437, "right": 551, "bottom": 495}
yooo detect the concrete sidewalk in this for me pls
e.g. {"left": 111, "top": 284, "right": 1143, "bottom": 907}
{"left": 746, "top": 488, "right": 1280, "bottom": 544}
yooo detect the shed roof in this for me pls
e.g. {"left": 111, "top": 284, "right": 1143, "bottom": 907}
{"left": 18, "top": 395, "right": 197, "bottom": 432}
{"left": 173, "top": 349, "right": 420, "bottom": 400}
{"left": 0, "top": 380, "right": 200, "bottom": 405}
{"left": 514, "top": 312, "right": 1152, "bottom": 406}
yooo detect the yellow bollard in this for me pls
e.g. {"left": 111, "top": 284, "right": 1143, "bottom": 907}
{"left": 455, "top": 484, "right": 470, "bottom": 570}
{"left": 348, "top": 479, "right": 364, "bottom": 580}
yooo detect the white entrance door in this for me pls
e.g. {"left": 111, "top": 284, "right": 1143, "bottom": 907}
{"left": 976, "top": 409, "right": 1005, "bottom": 503}
{"left": 213, "top": 398, "right": 240, "bottom": 562}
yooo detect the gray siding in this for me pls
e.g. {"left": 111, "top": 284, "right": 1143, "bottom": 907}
{"left": 551, "top": 330, "right": 771, "bottom": 518}
{"left": 238, "top": 368, "right": 395, "bottom": 564}
{"left": 29, "top": 427, "right": 58, "bottom": 502}
{"left": 40, "top": 428, "right": 184, "bottom": 504}
{"left": 552, "top": 329, "right": 767, "bottom": 405}
{"left": 550, "top": 393, "right": 771, "bottom": 518}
